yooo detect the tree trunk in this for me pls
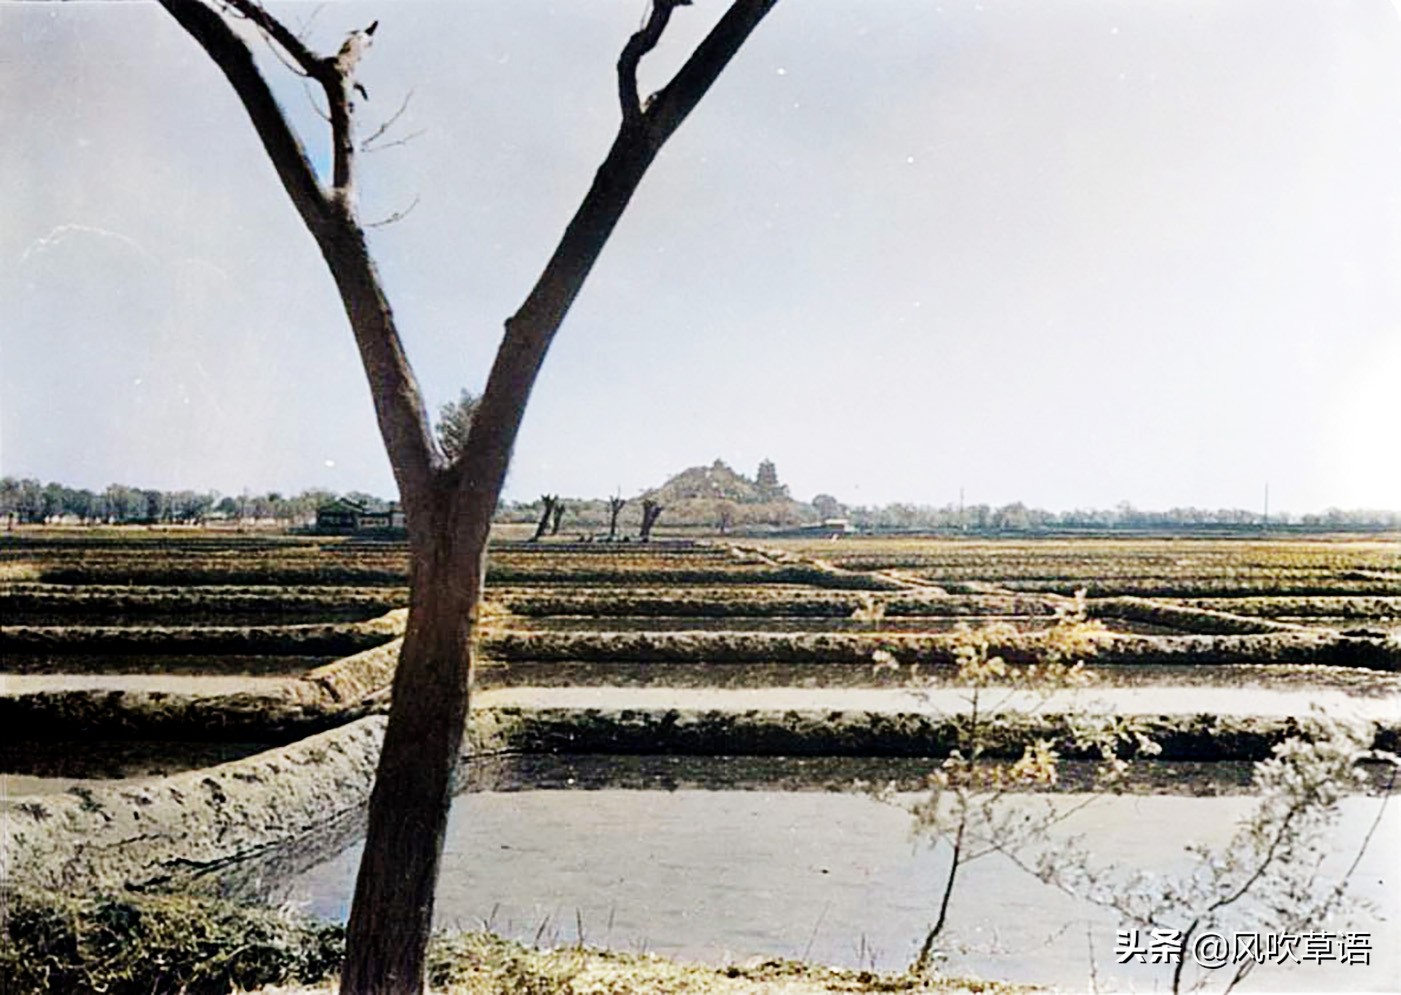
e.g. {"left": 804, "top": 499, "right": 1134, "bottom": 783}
{"left": 341, "top": 492, "right": 481, "bottom": 993}
{"left": 531, "top": 495, "right": 556, "bottom": 542}
{"left": 608, "top": 497, "right": 625, "bottom": 541}
{"left": 640, "top": 499, "right": 664, "bottom": 541}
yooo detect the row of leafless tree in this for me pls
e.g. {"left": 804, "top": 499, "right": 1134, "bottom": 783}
{"left": 529, "top": 494, "right": 665, "bottom": 541}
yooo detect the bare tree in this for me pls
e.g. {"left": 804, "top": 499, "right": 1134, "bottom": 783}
{"left": 715, "top": 498, "right": 736, "bottom": 534}
{"left": 531, "top": 494, "right": 558, "bottom": 541}
{"left": 146, "top": 2, "right": 780, "bottom": 988}
{"left": 607, "top": 495, "right": 627, "bottom": 540}
{"left": 640, "top": 497, "right": 665, "bottom": 540}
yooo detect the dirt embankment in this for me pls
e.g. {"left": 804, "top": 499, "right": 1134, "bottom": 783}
{"left": 0, "top": 608, "right": 407, "bottom": 657}
{"left": 471, "top": 701, "right": 1398, "bottom": 762}
{"left": 2, "top": 716, "right": 386, "bottom": 895}
{"left": 0, "top": 639, "right": 402, "bottom": 740}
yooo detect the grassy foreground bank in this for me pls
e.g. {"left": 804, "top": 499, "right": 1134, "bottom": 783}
{"left": 0, "top": 891, "right": 1024, "bottom": 995}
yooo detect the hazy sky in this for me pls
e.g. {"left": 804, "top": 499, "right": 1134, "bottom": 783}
{"left": 4, "top": 0, "right": 1400, "bottom": 513}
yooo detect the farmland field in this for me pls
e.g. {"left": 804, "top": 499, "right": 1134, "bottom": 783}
{"left": 2, "top": 525, "right": 1398, "bottom": 769}
{"left": 2, "top": 527, "right": 1398, "bottom": 989}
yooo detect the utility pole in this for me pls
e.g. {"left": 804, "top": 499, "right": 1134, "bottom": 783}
{"left": 1263, "top": 482, "right": 1270, "bottom": 532}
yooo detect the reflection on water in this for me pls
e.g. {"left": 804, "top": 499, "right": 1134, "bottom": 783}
{"left": 278, "top": 756, "right": 1399, "bottom": 993}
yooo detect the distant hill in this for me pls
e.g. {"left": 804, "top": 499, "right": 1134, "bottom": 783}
{"left": 645, "top": 459, "right": 765, "bottom": 504}
{"left": 641, "top": 459, "right": 811, "bottom": 528}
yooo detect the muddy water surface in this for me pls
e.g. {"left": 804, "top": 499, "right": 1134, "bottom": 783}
{"left": 477, "top": 660, "right": 1401, "bottom": 698}
{"left": 282, "top": 759, "right": 1399, "bottom": 993}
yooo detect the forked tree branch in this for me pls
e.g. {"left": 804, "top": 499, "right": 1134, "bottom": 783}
{"left": 151, "top": 3, "right": 783, "bottom": 991}
{"left": 220, "top": 0, "right": 323, "bottom": 75}
{"left": 219, "top": 0, "right": 371, "bottom": 199}
{"left": 617, "top": 0, "right": 781, "bottom": 144}
{"left": 159, "top": 0, "right": 439, "bottom": 505}
{"left": 617, "top": 0, "right": 690, "bottom": 128}
{"left": 450, "top": 0, "right": 779, "bottom": 542}
{"left": 645, "top": 0, "right": 779, "bottom": 143}
{"left": 159, "top": 0, "right": 328, "bottom": 229}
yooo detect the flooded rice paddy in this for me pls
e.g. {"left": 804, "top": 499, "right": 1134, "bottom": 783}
{"left": 4, "top": 531, "right": 1398, "bottom": 991}
{"left": 278, "top": 754, "right": 1400, "bottom": 993}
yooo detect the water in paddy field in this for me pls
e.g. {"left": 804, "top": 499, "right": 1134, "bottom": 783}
{"left": 277, "top": 756, "right": 1400, "bottom": 994}
{"left": 475, "top": 660, "right": 1401, "bottom": 710}
{"left": 0, "top": 740, "right": 281, "bottom": 795}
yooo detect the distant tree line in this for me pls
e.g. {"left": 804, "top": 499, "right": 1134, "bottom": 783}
{"left": 0, "top": 477, "right": 373, "bottom": 527}
{"left": 499, "top": 495, "right": 1401, "bottom": 534}
{"left": 5, "top": 475, "right": 1395, "bottom": 533}
{"left": 843, "top": 499, "right": 1401, "bottom": 532}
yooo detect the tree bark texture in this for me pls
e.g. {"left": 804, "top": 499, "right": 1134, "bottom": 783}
{"left": 341, "top": 495, "right": 479, "bottom": 990}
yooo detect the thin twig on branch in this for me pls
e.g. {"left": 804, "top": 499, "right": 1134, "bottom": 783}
{"left": 218, "top": 0, "right": 373, "bottom": 199}
{"left": 294, "top": 2, "right": 328, "bottom": 40}
{"left": 366, "top": 194, "right": 422, "bottom": 228}
{"left": 303, "top": 81, "right": 331, "bottom": 123}
{"left": 160, "top": 0, "right": 327, "bottom": 226}
{"left": 362, "top": 90, "right": 419, "bottom": 152}
{"left": 363, "top": 129, "right": 425, "bottom": 154}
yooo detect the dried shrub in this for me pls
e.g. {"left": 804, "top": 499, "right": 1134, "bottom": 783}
{"left": 0, "top": 890, "right": 343, "bottom": 995}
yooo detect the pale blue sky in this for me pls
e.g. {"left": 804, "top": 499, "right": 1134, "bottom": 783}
{"left": 4, "top": 0, "right": 1400, "bottom": 513}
